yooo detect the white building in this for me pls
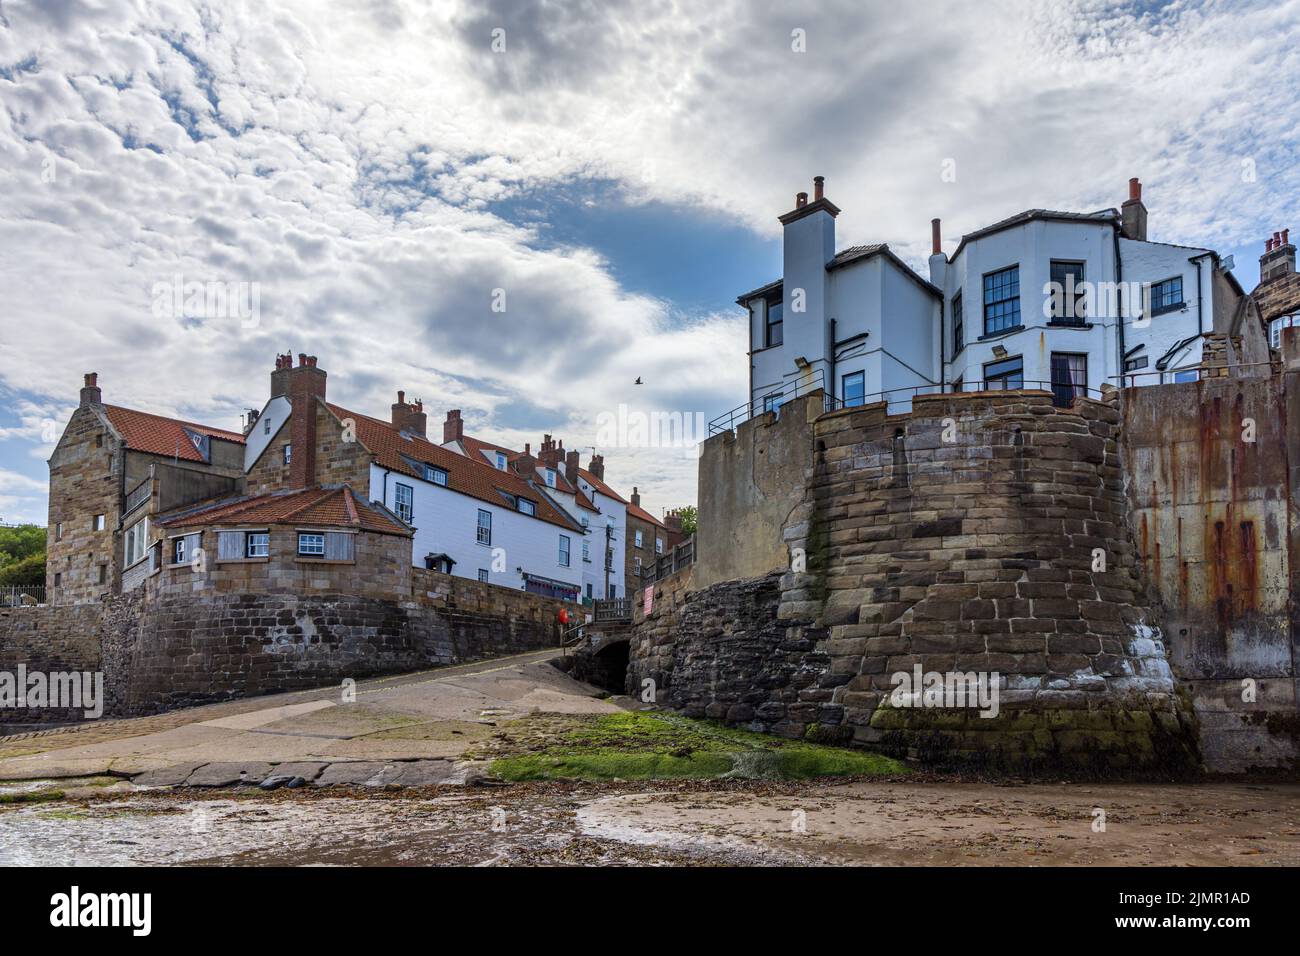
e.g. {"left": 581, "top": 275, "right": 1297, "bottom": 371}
{"left": 736, "top": 176, "right": 1263, "bottom": 416}
{"left": 440, "top": 413, "right": 629, "bottom": 602}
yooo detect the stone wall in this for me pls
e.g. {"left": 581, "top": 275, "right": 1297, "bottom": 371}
{"left": 155, "top": 527, "right": 412, "bottom": 602}
{"left": 693, "top": 392, "right": 821, "bottom": 588}
{"left": 45, "top": 404, "right": 121, "bottom": 603}
{"left": 630, "top": 389, "right": 1201, "bottom": 775}
{"left": 0, "top": 603, "right": 106, "bottom": 728}
{"left": 0, "top": 570, "right": 567, "bottom": 723}
{"left": 1123, "top": 373, "right": 1299, "bottom": 772}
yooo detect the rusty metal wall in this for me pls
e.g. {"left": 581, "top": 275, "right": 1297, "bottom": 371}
{"left": 1123, "top": 374, "right": 1298, "bottom": 772}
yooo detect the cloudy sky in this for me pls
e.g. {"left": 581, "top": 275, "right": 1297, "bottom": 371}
{"left": 1, "top": 0, "right": 1297, "bottom": 524}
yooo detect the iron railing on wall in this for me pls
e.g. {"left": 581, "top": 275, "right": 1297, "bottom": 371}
{"left": 0, "top": 585, "right": 52, "bottom": 607}
{"left": 708, "top": 370, "right": 843, "bottom": 436}
{"left": 709, "top": 378, "right": 1110, "bottom": 436}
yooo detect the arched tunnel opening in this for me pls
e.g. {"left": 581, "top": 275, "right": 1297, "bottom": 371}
{"left": 587, "top": 639, "right": 631, "bottom": 695}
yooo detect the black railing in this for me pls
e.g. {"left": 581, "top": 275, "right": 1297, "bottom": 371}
{"left": 708, "top": 370, "right": 842, "bottom": 436}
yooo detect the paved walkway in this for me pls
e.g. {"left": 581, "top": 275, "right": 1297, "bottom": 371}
{"left": 0, "top": 650, "right": 619, "bottom": 785}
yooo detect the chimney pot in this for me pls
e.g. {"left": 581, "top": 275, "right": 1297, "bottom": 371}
{"left": 813, "top": 176, "right": 824, "bottom": 201}
{"left": 397, "top": 390, "right": 405, "bottom": 404}
{"left": 930, "top": 218, "right": 942, "bottom": 256}
{"left": 796, "top": 191, "right": 807, "bottom": 208}
{"left": 1284, "top": 229, "right": 1291, "bottom": 246}
{"left": 1129, "top": 177, "right": 1141, "bottom": 201}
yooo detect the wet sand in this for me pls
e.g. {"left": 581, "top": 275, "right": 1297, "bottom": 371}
{"left": 2, "top": 778, "right": 1295, "bottom": 866}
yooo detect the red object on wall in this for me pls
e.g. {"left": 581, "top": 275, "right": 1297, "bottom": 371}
{"left": 558, "top": 608, "right": 570, "bottom": 625}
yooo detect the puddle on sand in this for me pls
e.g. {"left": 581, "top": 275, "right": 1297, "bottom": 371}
{"left": 0, "top": 792, "right": 741, "bottom": 866}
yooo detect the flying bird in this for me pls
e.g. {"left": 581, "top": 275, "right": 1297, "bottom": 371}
{"left": 634, "top": 376, "right": 643, "bottom": 385}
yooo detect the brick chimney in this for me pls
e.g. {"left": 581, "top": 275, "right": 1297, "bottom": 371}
{"left": 443, "top": 409, "right": 463, "bottom": 444}
{"left": 390, "top": 391, "right": 427, "bottom": 438}
{"left": 1121, "top": 177, "right": 1148, "bottom": 242}
{"left": 284, "top": 353, "right": 326, "bottom": 489}
{"left": 630, "top": 486, "right": 641, "bottom": 507}
{"left": 564, "top": 449, "right": 579, "bottom": 487}
{"left": 513, "top": 442, "right": 536, "bottom": 478}
{"left": 79, "top": 372, "right": 102, "bottom": 407}
{"left": 1260, "top": 228, "right": 1296, "bottom": 284}
{"left": 664, "top": 510, "right": 683, "bottom": 534}
{"left": 588, "top": 453, "right": 605, "bottom": 481}
{"left": 269, "top": 352, "right": 295, "bottom": 399}
{"left": 538, "top": 434, "right": 566, "bottom": 469}
{"left": 928, "top": 217, "right": 947, "bottom": 286}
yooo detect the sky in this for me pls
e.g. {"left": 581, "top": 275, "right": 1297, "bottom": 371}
{"left": 0, "top": 0, "right": 1297, "bottom": 525}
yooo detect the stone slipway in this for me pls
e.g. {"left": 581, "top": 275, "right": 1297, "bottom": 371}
{"left": 0, "top": 650, "right": 618, "bottom": 787}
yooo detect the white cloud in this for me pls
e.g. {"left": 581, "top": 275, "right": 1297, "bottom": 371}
{"left": 0, "top": 0, "right": 1296, "bottom": 521}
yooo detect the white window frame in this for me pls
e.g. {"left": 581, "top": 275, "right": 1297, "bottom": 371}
{"left": 559, "top": 534, "right": 571, "bottom": 567}
{"left": 477, "top": 509, "right": 492, "bottom": 546}
{"left": 425, "top": 465, "right": 448, "bottom": 487}
{"left": 298, "top": 532, "right": 325, "bottom": 556}
{"left": 394, "top": 483, "right": 414, "bottom": 523}
{"left": 246, "top": 531, "right": 270, "bottom": 558}
{"left": 634, "top": 530, "right": 644, "bottom": 548}
{"left": 517, "top": 498, "right": 535, "bottom": 516}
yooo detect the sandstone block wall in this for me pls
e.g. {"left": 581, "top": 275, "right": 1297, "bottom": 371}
{"left": 630, "top": 390, "right": 1201, "bottom": 774}
{"left": 1, "top": 570, "right": 567, "bottom": 723}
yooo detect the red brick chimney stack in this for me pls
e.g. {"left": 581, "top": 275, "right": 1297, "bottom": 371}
{"left": 443, "top": 409, "right": 463, "bottom": 444}
{"left": 564, "top": 449, "right": 580, "bottom": 487}
{"left": 813, "top": 176, "right": 824, "bottom": 202}
{"left": 630, "top": 486, "right": 641, "bottom": 507}
{"left": 589, "top": 453, "right": 605, "bottom": 481}
{"left": 390, "top": 391, "right": 427, "bottom": 438}
{"left": 1121, "top": 176, "right": 1148, "bottom": 241}
{"left": 931, "top": 219, "right": 942, "bottom": 256}
{"left": 79, "top": 372, "right": 102, "bottom": 407}
{"left": 1260, "top": 226, "right": 1297, "bottom": 283}
{"left": 283, "top": 353, "right": 326, "bottom": 489}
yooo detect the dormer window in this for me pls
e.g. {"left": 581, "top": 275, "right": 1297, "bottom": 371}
{"left": 517, "top": 498, "right": 536, "bottom": 516}
{"left": 545, "top": 469, "right": 556, "bottom": 487}
{"left": 425, "top": 465, "right": 448, "bottom": 487}
{"left": 264, "top": 417, "right": 271, "bottom": 435}
{"left": 495, "top": 452, "right": 507, "bottom": 470}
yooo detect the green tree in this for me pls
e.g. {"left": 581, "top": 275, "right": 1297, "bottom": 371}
{"left": 0, "top": 524, "right": 46, "bottom": 587}
{"left": 673, "top": 506, "right": 697, "bottom": 537}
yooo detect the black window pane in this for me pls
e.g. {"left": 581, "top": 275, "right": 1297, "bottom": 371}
{"left": 983, "top": 266, "right": 1020, "bottom": 335}
{"left": 1049, "top": 261, "right": 1086, "bottom": 324}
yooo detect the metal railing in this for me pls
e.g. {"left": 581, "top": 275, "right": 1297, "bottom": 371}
{"left": 708, "top": 369, "right": 842, "bottom": 436}
{"left": 124, "top": 477, "right": 151, "bottom": 516}
{"left": 0, "top": 585, "right": 53, "bottom": 607}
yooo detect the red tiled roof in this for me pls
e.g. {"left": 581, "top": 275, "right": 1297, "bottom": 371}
{"left": 326, "top": 403, "right": 581, "bottom": 531}
{"left": 627, "top": 502, "right": 666, "bottom": 528}
{"left": 579, "top": 468, "right": 626, "bottom": 504}
{"left": 158, "top": 485, "right": 409, "bottom": 535}
{"left": 103, "top": 405, "right": 245, "bottom": 462}
{"left": 458, "top": 429, "right": 602, "bottom": 513}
